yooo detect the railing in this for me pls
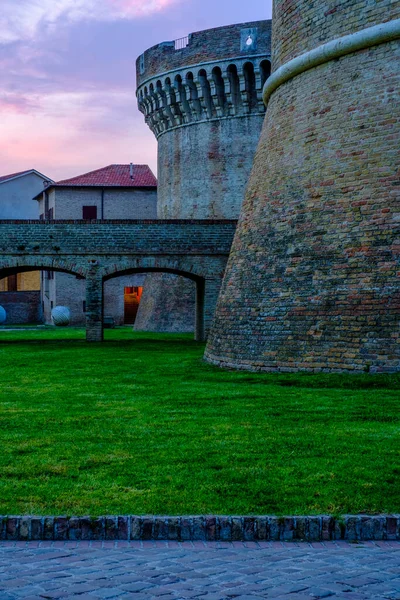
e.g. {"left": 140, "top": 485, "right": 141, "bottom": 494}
{"left": 174, "top": 36, "right": 189, "bottom": 50}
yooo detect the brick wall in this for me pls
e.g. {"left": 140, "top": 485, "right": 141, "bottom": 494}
{"left": 157, "top": 117, "right": 264, "bottom": 219}
{"left": 0, "top": 220, "right": 236, "bottom": 259}
{"left": 0, "top": 291, "right": 42, "bottom": 324}
{"left": 272, "top": 0, "right": 400, "bottom": 70}
{"left": 205, "top": 4, "right": 400, "bottom": 373}
{"left": 43, "top": 188, "right": 157, "bottom": 220}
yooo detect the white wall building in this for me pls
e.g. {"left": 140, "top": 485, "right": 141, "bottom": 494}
{"left": 34, "top": 164, "right": 158, "bottom": 326}
{"left": 0, "top": 169, "right": 53, "bottom": 323}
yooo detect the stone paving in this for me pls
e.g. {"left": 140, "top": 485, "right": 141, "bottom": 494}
{"left": 0, "top": 540, "right": 399, "bottom": 600}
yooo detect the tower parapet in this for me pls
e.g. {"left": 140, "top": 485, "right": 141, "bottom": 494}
{"left": 136, "top": 21, "right": 271, "bottom": 139}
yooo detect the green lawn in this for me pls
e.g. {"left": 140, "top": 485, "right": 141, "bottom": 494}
{"left": 0, "top": 326, "right": 399, "bottom": 516}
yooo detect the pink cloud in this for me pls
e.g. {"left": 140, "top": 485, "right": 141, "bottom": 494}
{"left": 0, "top": 94, "right": 38, "bottom": 114}
{"left": 0, "top": 0, "right": 181, "bottom": 44}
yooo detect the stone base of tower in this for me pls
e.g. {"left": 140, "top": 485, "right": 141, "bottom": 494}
{"left": 134, "top": 274, "right": 195, "bottom": 333}
{"left": 204, "top": 34, "right": 400, "bottom": 374}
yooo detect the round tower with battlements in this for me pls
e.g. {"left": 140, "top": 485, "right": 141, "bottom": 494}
{"left": 205, "top": 0, "right": 400, "bottom": 372}
{"left": 134, "top": 21, "right": 271, "bottom": 333}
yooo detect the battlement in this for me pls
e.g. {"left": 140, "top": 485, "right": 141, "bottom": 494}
{"left": 136, "top": 21, "right": 271, "bottom": 84}
{"left": 136, "top": 21, "right": 271, "bottom": 138}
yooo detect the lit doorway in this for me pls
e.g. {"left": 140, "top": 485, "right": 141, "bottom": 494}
{"left": 124, "top": 286, "right": 143, "bottom": 324}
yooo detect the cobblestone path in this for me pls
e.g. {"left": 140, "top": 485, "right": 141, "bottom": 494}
{"left": 0, "top": 541, "right": 399, "bottom": 599}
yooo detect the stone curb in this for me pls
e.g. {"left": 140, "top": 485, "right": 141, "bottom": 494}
{"left": 1, "top": 515, "right": 399, "bottom": 542}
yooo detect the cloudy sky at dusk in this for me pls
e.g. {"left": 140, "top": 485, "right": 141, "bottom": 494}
{"left": 1, "top": 0, "right": 271, "bottom": 181}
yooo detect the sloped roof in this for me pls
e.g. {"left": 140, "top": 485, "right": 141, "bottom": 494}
{"left": 55, "top": 164, "right": 157, "bottom": 188}
{"left": 0, "top": 169, "right": 52, "bottom": 185}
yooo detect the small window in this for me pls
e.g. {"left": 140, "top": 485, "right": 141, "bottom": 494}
{"left": 39, "top": 213, "right": 44, "bottom": 220}
{"left": 7, "top": 275, "right": 17, "bottom": 292}
{"left": 48, "top": 207, "right": 54, "bottom": 219}
{"left": 83, "top": 206, "right": 97, "bottom": 220}
{"left": 50, "top": 301, "right": 54, "bottom": 309}
{"left": 83, "top": 300, "right": 86, "bottom": 313}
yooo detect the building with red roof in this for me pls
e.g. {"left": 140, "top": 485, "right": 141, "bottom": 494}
{"left": 33, "top": 163, "right": 157, "bottom": 325}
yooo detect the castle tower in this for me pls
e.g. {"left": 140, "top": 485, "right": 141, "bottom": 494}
{"left": 134, "top": 21, "right": 271, "bottom": 333}
{"left": 205, "top": 1, "right": 400, "bottom": 372}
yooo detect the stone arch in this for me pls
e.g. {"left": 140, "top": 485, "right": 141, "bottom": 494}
{"left": 212, "top": 66, "right": 227, "bottom": 116}
{"left": 174, "top": 74, "right": 193, "bottom": 123}
{"left": 101, "top": 257, "right": 212, "bottom": 282}
{"left": 243, "top": 61, "right": 258, "bottom": 110}
{"left": 0, "top": 257, "right": 87, "bottom": 279}
{"left": 259, "top": 59, "right": 271, "bottom": 88}
{"left": 198, "top": 68, "right": 213, "bottom": 117}
{"left": 227, "top": 63, "right": 242, "bottom": 113}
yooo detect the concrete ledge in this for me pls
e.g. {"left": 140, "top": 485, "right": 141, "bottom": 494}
{"left": 1, "top": 515, "right": 399, "bottom": 542}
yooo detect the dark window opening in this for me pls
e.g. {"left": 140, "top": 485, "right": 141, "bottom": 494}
{"left": 83, "top": 300, "right": 86, "bottom": 313}
{"left": 7, "top": 274, "right": 17, "bottom": 292}
{"left": 83, "top": 206, "right": 97, "bottom": 220}
{"left": 48, "top": 207, "right": 54, "bottom": 220}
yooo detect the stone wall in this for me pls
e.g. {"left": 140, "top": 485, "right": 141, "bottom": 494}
{"left": 0, "top": 220, "right": 236, "bottom": 259}
{"left": 205, "top": 2, "right": 400, "bottom": 373}
{"left": 0, "top": 291, "right": 42, "bottom": 324}
{"left": 0, "top": 220, "right": 236, "bottom": 341}
{"left": 135, "top": 20, "right": 271, "bottom": 333}
{"left": 37, "top": 188, "right": 157, "bottom": 220}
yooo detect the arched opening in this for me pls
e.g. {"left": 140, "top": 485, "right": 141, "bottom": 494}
{"left": 0, "top": 265, "right": 86, "bottom": 337}
{"left": 104, "top": 267, "right": 206, "bottom": 342}
{"left": 243, "top": 62, "right": 258, "bottom": 110}
{"left": 227, "top": 64, "right": 242, "bottom": 113}
{"left": 174, "top": 74, "right": 192, "bottom": 122}
{"left": 212, "top": 66, "right": 227, "bottom": 115}
{"left": 198, "top": 68, "right": 213, "bottom": 117}
{"left": 260, "top": 59, "right": 272, "bottom": 88}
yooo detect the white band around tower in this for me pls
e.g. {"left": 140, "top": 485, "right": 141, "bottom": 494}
{"left": 263, "top": 18, "right": 400, "bottom": 106}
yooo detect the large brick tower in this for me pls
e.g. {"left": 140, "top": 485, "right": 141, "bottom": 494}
{"left": 205, "top": 1, "right": 400, "bottom": 373}
{"left": 134, "top": 21, "right": 271, "bottom": 332}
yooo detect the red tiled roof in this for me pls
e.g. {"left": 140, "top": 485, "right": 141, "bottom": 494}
{"left": 0, "top": 169, "right": 34, "bottom": 184}
{"left": 55, "top": 164, "right": 157, "bottom": 188}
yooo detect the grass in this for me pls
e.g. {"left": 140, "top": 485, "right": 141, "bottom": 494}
{"left": 0, "top": 326, "right": 399, "bottom": 517}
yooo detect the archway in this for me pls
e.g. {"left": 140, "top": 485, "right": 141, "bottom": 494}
{"left": 103, "top": 267, "right": 207, "bottom": 342}
{"left": 0, "top": 262, "right": 87, "bottom": 330}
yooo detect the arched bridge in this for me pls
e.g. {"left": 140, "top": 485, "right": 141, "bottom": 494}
{"left": 0, "top": 220, "right": 237, "bottom": 341}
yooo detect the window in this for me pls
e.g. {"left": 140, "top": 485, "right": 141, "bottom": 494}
{"left": 7, "top": 275, "right": 17, "bottom": 292}
{"left": 39, "top": 213, "right": 44, "bottom": 220}
{"left": 83, "top": 301, "right": 86, "bottom": 313}
{"left": 48, "top": 207, "right": 54, "bottom": 219}
{"left": 83, "top": 206, "right": 97, "bottom": 220}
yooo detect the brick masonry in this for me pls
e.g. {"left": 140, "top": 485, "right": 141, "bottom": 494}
{"left": 0, "top": 291, "right": 41, "bottom": 324}
{"left": 135, "top": 21, "right": 271, "bottom": 334}
{"left": 205, "top": 1, "right": 400, "bottom": 373}
{"left": 1, "top": 514, "right": 399, "bottom": 542}
{"left": 0, "top": 220, "right": 236, "bottom": 341}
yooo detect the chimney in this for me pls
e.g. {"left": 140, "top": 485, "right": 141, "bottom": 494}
{"left": 130, "top": 163, "right": 133, "bottom": 179}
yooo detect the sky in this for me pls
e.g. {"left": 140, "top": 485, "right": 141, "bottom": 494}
{"left": 0, "top": 0, "right": 271, "bottom": 181}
